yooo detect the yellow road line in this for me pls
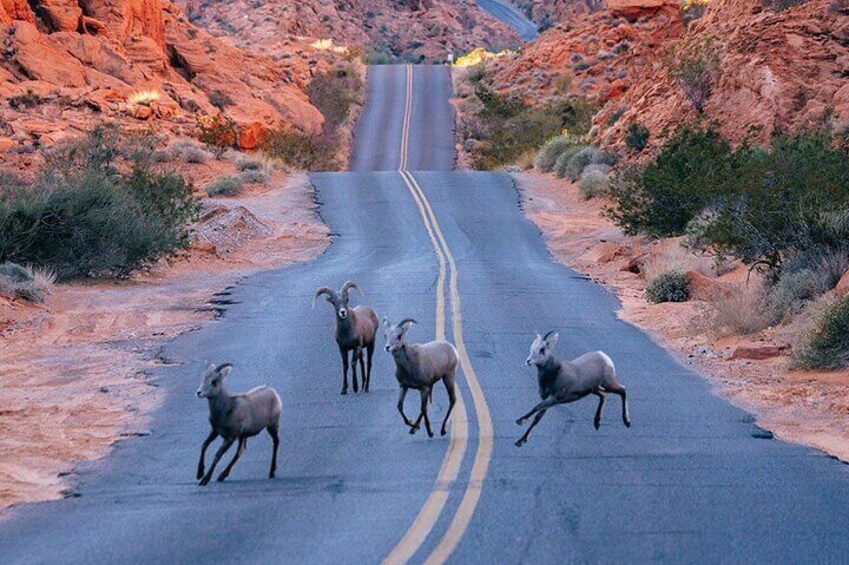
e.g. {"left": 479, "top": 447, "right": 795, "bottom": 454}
{"left": 382, "top": 64, "right": 494, "bottom": 565}
{"left": 382, "top": 65, "right": 469, "bottom": 565}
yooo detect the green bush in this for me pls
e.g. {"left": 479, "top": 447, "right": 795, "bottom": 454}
{"left": 307, "top": 62, "right": 364, "bottom": 129}
{"left": 645, "top": 271, "right": 690, "bottom": 303}
{"left": 563, "top": 146, "right": 616, "bottom": 182}
{"left": 262, "top": 130, "right": 339, "bottom": 171}
{"left": 553, "top": 144, "right": 587, "bottom": 178}
{"left": 0, "top": 127, "right": 197, "bottom": 280}
{"left": 197, "top": 114, "right": 239, "bottom": 159}
{"left": 625, "top": 122, "right": 650, "bottom": 152}
{"left": 466, "top": 81, "right": 597, "bottom": 170}
{"left": 236, "top": 169, "right": 271, "bottom": 185}
{"left": 166, "top": 139, "right": 211, "bottom": 164}
{"left": 579, "top": 167, "right": 611, "bottom": 199}
{"left": 687, "top": 133, "right": 849, "bottom": 272}
{"left": 206, "top": 175, "right": 244, "bottom": 197}
{"left": 534, "top": 136, "right": 575, "bottom": 173}
{"left": 664, "top": 36, "right": 721, "bottom": 113}
{"left": 793, "top": 295, "right": 849, "bottom": 370}
{"left": 608, "top": 125, "right": 734, "bottom": 237}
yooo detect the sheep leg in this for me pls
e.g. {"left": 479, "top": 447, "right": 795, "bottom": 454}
{"left": 592, "top": 389, "right": 607, "bottom": 430}
{"left": 197, "top": 429, "right": 219, "bottom": 480}
{"left": 358, "top": 348, "right": 367, "bottom": 393}
{"left": 605, "top": 383, "right": 631, "bottom": 427}
{"left": 515, "top": 410, "right": 547, "bottom": 447}
{"left": 516, "top": 397, "right": 560, "bottom": 425}
{"left": 340, "top": 348, "right": 349, "bottom": 395}
{"left": 217, "top": 437, "right": 246, "bottom": 482}
{"left": 397, "top": 387, "right": 415, "bottom": 429}
{"left": 365, "top": 343, "right": 375, "bottom": 392}
{"left": 440, "top": 374, "right": 457, "bottom": 436}
{"left": 351, "top": 350, "right": 360, "bottom": 394}
{"left": 420, "top": 388, "right": 434, "bottom": 438}
{"left": 199, "top": 438, "right": 235, "bottom": 486}
{"left": 267, "top": 425, "right": 280, "bottom": 478}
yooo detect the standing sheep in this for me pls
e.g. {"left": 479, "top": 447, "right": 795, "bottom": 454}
{"left": 313, "top": 281, "right": 379, "bottom": 394}
{"left": 515, "top": 331, "right": 631, "bottom": 447}
{"left": 196, "top": 363, "right": 282, "bottom": 486}
{"left": 384, "top": 317, "right": 458, "bottom": 437}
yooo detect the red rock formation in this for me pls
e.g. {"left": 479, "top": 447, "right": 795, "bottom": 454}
{"left": 176, "top": 0, "right": 520, "bottom": 62}
{"left": 0, "top": 0, "right": 324, "bottom": 154}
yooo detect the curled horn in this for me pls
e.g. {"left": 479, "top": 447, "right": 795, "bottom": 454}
{"left": 340, "top": 280, "right": 364, "bottom": 301}
{"left": 398, "top": 318, "right": 418, "bottom": 331}
{"left": 312, "top": 286, "right": 336, "bottom": 308}
{"left": 542, "top": 330, "right": 557, "bottom": 341}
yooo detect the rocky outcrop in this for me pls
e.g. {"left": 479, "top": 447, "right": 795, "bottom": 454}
{"left": 0, "top": 0, "right": 324, "bottom": 156}
{"left": 514, "top": 0, "right": 604, "bottom": 27}
{"left": 596, "top": 0, "right": 849, "bottom": 151}
{"left": 176, "top": 0, "right": 520, "bottom": 63}
{"left": 489, "top": 5, "right": 683, "bottom": 105}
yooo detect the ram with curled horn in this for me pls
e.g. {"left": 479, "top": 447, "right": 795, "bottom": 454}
{"left": 312, "top": 280, "right": 378, "bottom": 394}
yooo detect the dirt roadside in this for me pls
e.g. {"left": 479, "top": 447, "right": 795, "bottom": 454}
{"left": 516, "top": 171, "right": 849, "bottom": 462}
{"left": 0, "top": 174, "right": 328, "bottom": 513}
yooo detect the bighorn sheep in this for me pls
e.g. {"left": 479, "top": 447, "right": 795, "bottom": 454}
{"left": 196, "top": 363, "right": 282, "bottom": 486}
{"left": 383, "top": 317, "right": 458, "bottom": 438}
{"left": 313, "top": 281, "right": 378, "bottom": 395}
{"left": 515, "top": 331, "right": 630, "bottom": 447}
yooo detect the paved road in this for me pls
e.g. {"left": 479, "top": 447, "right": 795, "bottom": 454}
{"left": 3, "top": 65, "right": 849, "bottom": 564}
{"left": 476, "top": 0, "right": 538, "bottom": 42}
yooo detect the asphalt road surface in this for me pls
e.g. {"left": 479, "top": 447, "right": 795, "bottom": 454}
{"left": 3, "top": 65, "right": 849, "bottom": 564}
{"left": 476, "top": 0, "right": 539, "bottom": 42}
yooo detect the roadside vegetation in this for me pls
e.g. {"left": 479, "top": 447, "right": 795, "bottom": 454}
{"left": 0, "top": 126, "right": 199, "bottom": 281}
{"left": 455, "top": 63, "right": 597, "bottom": 170}
{"left": 262, "top": 61, "right": 364, "bottom": 171}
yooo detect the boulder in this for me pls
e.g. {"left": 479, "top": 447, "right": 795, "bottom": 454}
{"left": 730, "top": 344, "right": 790, "bottom": 361}
{"left": 606, "top": 0, "right": 680, "bottom": 20}
{"left": 684, "top": 271, "right": 733, "bottom": 301}
{"left": 834, "top": 269, "right": 849, "bottom": 297}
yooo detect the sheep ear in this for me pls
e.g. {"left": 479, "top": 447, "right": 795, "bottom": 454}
{"left": 543, "top": 331, "right": 559, "bottom": 348}
{"left": 216, "top": 364, "right": 233, "bottom": 379}
{"left": 206, "top": 362, "right": 217, "bottom": 374}
{"left": 382, "top": 316, "right": 390, "bottom": 328}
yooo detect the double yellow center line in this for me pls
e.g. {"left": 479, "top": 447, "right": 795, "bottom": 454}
{"left": 382, "top": 64, "right": 494, "bottom": 565}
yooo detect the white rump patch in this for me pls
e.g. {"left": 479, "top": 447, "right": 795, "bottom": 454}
{"left": 597, "top": 351, "right": 615, "bottom": 371}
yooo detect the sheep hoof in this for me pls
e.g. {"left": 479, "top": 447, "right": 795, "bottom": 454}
{"left": 196, "top": 470, "right": 204, "bottom": 480}
{"left": 340, "top": 389, "right": 348, "bottom": 395}
{"left": 516, "top": 418, "right": 525, "bottom": 426}
{"left": 441, "top": 429, "right": 448, "bottom": 436}
{"left": 593, "top": 420, "right": 601, "bottom": 430}
{"left": 515, "top": 439, "right": 525, "bottom": 447}
{"left": 216, "top": 474, "right": 227, "bottom": 482}
{"left": 199, "top": 477, "right": 211, "bottom": 486}
{"left": 426, "top": 431, "right": 434, "bottom": 438}
{"left": 625, "top": 420, "right": 631, "bottom": 428}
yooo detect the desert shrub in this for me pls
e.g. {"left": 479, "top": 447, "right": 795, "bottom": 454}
{"left": 554, "top": 144, "right": 588, "bottom": 178}
{"left": 697, "top": 283, "right": 773, "bottom": 337}
{"left": 205, "top": 175, "right": 244, "bottom": 197}
{"left": 792, "top": 295, "right": 849, "bottom": 369}
{"left": 0, "top": 127, "right": 197, "bottom": 279}
{"left": 764, "top": 247, "right": 849, "bottom": 322}
{"left": 364, "top": 45, "right": 394, "bottom": 65}
{"left": 8, "top": 89, "right": 43, "bottom": 110}
{"left": 307, "top": 62, "right": 364, "bottom": 129}
{"left": 235, "top": 169, "right": 271, "bottom": 185}
{"left": 0, "top": 262, "right": 55, "bottom": 303}
{"left": 197, "top": 114, "right": 239, "bottom": 159}
{"left": 609, "top": 125, "right": 734, "bottom": 237}
{"left": 664, "top": 35, "right": 721, "bottom": 113}
{"left": 235, "top": 154, "right": 270, "bottom": 172}
{"left": 534, "top": 135, "right": 578, "bottom": 173}
{"left": 645, "top": 270, "right": 690, "bottom": 303}
{"left": 208, "top": 90, "right": 233, "bottom": 109}
{"left": 167, "top": 139, "right": 212, "bottom": 163}
{"left": 625, "top": 122, "right": 650, "bottom": 152}
{"left": 466, "top": 80, "right": 596, "bottom": 170}
{"left": 564, "top": 146, "right": 616, "bottom": 182}
{"left": 607, "top": 105, "right": 628, "bottom": 126}
{"left": 578, "top": 168, "right": 610, "bottom": 199}
{"left": 262, "top": 130, "right": 340, "bottom": 171}
{"left": 682, "top": 0, "right": 709, "bottom": 23}
{"left": 686, "top": 133, "right": 849, "bottom": 273}
{"left": 641, "top": 243, "right": 715, "bottom": 282}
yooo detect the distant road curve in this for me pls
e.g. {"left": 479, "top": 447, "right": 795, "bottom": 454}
{"left": 476, "top": 0, "right": 539, "bottom": 42}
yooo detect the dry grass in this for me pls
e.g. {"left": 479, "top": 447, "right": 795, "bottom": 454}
{"left": 641, "top": 242, "right": 715, "bottom": 282}
{"left": 127, "top": 90, "right": 161, "bottom": 107}
{"left": 0, "top": 263, "right": 56, "bottom": 303}
{"left": 696, "top": 282, "right": 773, "bottom": 337}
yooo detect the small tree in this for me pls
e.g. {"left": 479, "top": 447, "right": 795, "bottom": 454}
{"left": 625, "top": 122, "right": 650, "bottom": 152}
{"left": 664, "top": 36, "right": 721, "bottom": 113}
{"left": 196, "top": 114, "right": 238, "bottom": 159}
